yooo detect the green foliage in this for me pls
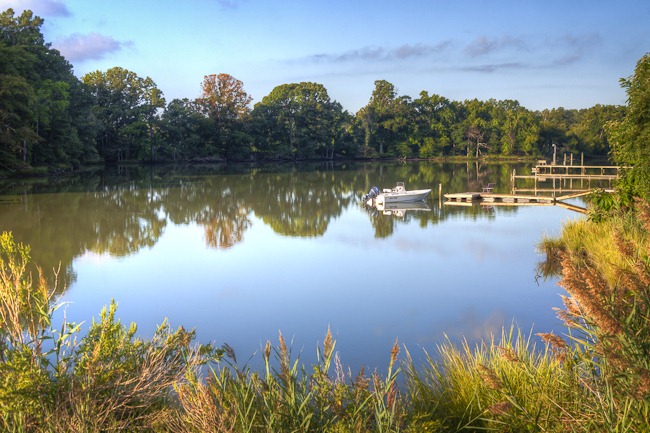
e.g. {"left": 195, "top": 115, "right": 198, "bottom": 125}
{"left": 82, "top": 67, "right": 166, "bottom": 162}
{"left": 609, "top": 52, "right": 650, "bottom": 200}
{"left": 0, "top": 230, "right": 216, "bottom": 432}
{"left": 0, "top": 8, "right": 93, "bottom": 170}
{"left": 1, "top": 6, "right": 636, "bottom": 169}
{"left": 252, "top": 82, "right": 347, "bottom": 160}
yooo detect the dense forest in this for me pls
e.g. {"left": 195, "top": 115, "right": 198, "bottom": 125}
{"left": 0, "top": 8, "right": 627, "bottom": 172}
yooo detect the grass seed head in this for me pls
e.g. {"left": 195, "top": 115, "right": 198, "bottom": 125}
{"left": 487, "top": 401, "right": 512, "bottom": 416}
{"left": 477, "top": 364, "right": 502, "bottom": 390}
{"left": 497, "top": 346, "right": 520, "bottom": 363}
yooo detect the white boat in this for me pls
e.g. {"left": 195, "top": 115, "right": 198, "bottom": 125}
{"left": 363, "top": 182, "right": 431, "bottom": 206}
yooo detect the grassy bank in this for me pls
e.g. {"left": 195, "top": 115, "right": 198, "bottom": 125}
{"left": 1, "top": 208, "right": 649, "bottom": 432}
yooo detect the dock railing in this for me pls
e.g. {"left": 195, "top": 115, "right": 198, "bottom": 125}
{"left": 511, "top": 163, "right": 622, "bottom": 195}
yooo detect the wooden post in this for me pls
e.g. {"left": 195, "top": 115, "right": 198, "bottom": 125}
{"left": 438, "top": 183, "right": 442, "bottom": 209}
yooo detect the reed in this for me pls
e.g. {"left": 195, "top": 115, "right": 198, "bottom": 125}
{"left": 540, "top": 199, "right": 650, "bottom": 430}
{"left": 3, "top": 205, "right": 650, "bottom": 433}
{"left": 403, "top": 327, "right": 587, "bottom": 432}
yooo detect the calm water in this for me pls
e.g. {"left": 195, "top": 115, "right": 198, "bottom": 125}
{"left": 0, "top": 161, "right": 584, "bottom": 372}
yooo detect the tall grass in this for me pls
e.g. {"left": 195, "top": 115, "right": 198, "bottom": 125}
{"left": 2, "top": 201, "right": 650, "bottom": 433}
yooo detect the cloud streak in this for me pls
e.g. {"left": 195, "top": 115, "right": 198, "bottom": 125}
{"left": 53, "top": 33, "right": 130, "bottom": 62}
{"left": 306, "top": 41, "right": 453, "bottom": 64}
{"left": 461, "top": 62, "right": 524, "bottom": 73}
{"left": 464, "top": 35, "right": 528, "bottom": 58}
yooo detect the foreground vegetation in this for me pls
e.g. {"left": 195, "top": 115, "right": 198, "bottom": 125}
{"left": 1, "top": 197, "right": 649, "bottom": 432}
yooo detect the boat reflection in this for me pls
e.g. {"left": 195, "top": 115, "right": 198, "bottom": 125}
{"left": 365, "top": 200, "right": 431, "bottom": 217}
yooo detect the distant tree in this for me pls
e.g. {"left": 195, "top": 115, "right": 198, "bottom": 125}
{"left": 412, "top": 91, "right": 457, "bottom": 157}
{"left": 251, "top": 82, "right": 344, "bottom": 160}
{"left": 359, "top": 80, "right": 399, "bottom": 156}
{"left": 462, "top": 99, "right": 492, "bottom": 157}
{"left": 83, "top": 67, "right": 165, "bottom": 162}
{"left": 196, "top": 73, "right": 252, "bottom": 121}
{"left": 195, "top": 73, "right": 252, "bottom": 160}
{"left": 491, "top": 99, "right": 539, "bottom": 156}
{"left": 0, "top": 74, "right": 37, "bottom": 166}
{"left": 569, "top": 105, "right": 625, "bottom": 156}
{"left": 159, "top": 98, "right": 204, "bottom": 160}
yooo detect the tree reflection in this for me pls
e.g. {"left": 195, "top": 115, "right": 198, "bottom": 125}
{"left": 0, "top": 162, "right": 532, "bottom": 295}
{"left": 203, "top": 207, "right": 251, "bottom": 249}
{"left": 254, "top": 170, "right": 353, "bottom": 237}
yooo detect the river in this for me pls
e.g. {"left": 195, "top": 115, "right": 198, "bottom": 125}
{"left": 0, "top": 161, "right": 586, "bottom": 372}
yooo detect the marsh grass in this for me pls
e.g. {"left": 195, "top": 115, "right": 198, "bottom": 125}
{"left": 2, "top": 203, "right": 650, "bottom": 433}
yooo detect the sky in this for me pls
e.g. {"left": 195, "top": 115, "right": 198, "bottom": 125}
{"left": 2, "top": 0, "right": 649, "bottom": 113}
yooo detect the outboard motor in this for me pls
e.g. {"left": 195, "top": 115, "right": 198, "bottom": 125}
{"left": 362, "top": 186, "right": 380, "bottom": 204}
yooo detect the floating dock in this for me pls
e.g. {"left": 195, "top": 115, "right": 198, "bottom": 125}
{"left": 444, "top": 192, "right": 556, "bottom": 203}
{"left": 443, "top": 190, "right": 590, "bottom": 214}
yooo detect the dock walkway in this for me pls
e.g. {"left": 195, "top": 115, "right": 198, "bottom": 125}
{"left": 443, "top": 190, "right": 591, "bottom": 213}
{"left": 444, "top": 192, "right": 556, "bottom": 203}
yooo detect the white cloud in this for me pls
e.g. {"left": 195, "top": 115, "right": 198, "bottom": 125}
{"left": 0, "top": 0, "right": 70, "bottom": 17}
{"left": 53, "top": 32, "right": 129, "bottom": 62}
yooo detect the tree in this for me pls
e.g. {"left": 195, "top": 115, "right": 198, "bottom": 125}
{"left": 359, "top": 80, "right": 400, "bottom": 156}
{"left": 569, "top": 105, "right": 625, "bottom": 157}
{"left": 609, "top": 52, "right": 650, "bottom": 199}
{"left": 196, "top": 73, "right": 251, "bottom": 121}
{"left": 0, "top": 8, "right": 90, "bottom": 169}
{"left": 195, "top": 73, "right": 252, "bottom": 160}
{"left": 492, "top": 100, "right": 539, "bottom": 156}
{"left": 412, "top": 91, "right": 457, "bottom": 157}
{"left": 83, "top": 67, "right": 165, "bottom": 162}
{"left": 0, "top": 74, "right": 37, "bottom": 166}
{"left": 462, "top": 99, "right": 491, "bottom": 158}
{"left": 251, "top": 82, "right": 344, "bottom": 160}
{"left": 159, "top": 98, "right": 204, "bottom": 160}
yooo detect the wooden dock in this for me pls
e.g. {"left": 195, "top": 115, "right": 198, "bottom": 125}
{"left": 444, "top": 192, "right": 556, "bottom": 204}
{"left": 510, "top": 162, "right": 622, "bottom": 195}
{"left": 443, "top": 163, "right": 618, "bottom": 213}
{"left": 443, "top": 190, "right": 591, "bottom": 214}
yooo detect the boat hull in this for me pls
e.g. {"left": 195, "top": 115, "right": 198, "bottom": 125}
{"left": 367, "top": 189, "right": 431, "bottom": 206}
{"left": 379, "top": 189, "right": 430, "bottom": 204}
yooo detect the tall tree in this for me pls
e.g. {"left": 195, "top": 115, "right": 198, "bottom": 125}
{"left": 412, "top": 91, "right": 457, "bottom": 157}
{"left": 359, "top": 80, "right": 399, "bottom": 156}
{"left": 609, "top": 52, "right": 650, "bottom": 199}
{"left": 462, "top": 99, "right": 491, "bottom": 158}
{"left": 83, "top": 67, "right": 165, "bottom": 162}
{"left": 159, "top": 98, "right": 204, "bottom": 160}
{"left": 252, "top": 82, "right": 343, "bottom": 160}
{"left": 0, "top": 8, "right": 90, "bottom": 168}
{"left": 196, "top": 73, "right": 252, "bottom": 121}
{"left": 195, "top": 73, "right": 252, "bottom": 160}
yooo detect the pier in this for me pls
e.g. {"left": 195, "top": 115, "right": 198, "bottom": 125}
{"left": 443, "top": 191, "right": 590, "bottom": 213}
{"left": 511, "top": 161, "right": 621, "bottom": 194}
{"left": 442, "top": 161, "right": 620, "bottom": 214}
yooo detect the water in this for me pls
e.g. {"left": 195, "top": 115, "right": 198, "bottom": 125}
{"left": 0, "top": 161, "right": 584, "bottom": 372}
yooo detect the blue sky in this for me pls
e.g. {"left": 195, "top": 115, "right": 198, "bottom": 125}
{"left": 3, "top": 0, "right": 649, "bottom": 112}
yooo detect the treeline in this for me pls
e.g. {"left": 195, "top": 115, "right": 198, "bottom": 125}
{"left": 1, "top": 9, "right": 626, "bottom": 172}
